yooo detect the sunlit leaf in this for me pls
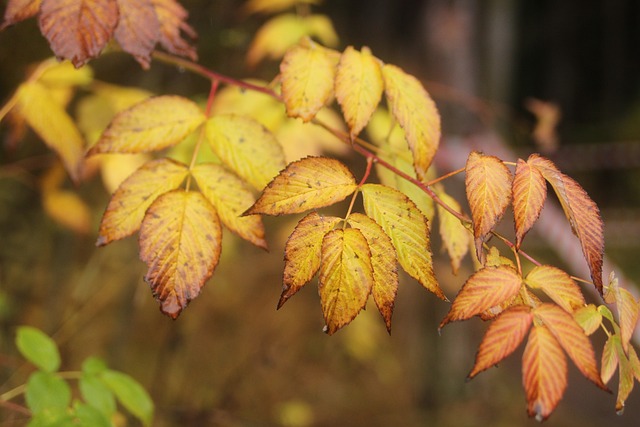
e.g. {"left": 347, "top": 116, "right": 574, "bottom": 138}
{"left": 347, "top": 212, "right": 398, "bottom": 333}
{"left": 99, "top": 154, "right": 150, "bottom": 194}
{"left": 151, "top": 0, "right": 197, "bottom": 60}
{"left": 88, "top": 95, "right": 205, "bottom": 155}
{"left": 191, "top": 163, "right": 267, "bottom": 249}
{"left": 573, "top": 304, "right": 602, "bottom": 336}
{"left": 0, "top": 0, "right": 41, "bottom": 29}
{"left": 280, "top": 212, "right": 341, "bottom": 308}
{"left": 360, "top": 183, "right": 444, "bottom": 299}
{"left": 465, "top": 151, "right": 512, "bottom": 262}
{"left": 205, "top": 114, "right": 286, "bottom": 190}
{"left": 529, "top": 154, "right": 604, "bottom": 294}
{"left": 16, "top": 326, "right": 60, "bottom": 373}
{"left": 38, "top": 60, "right": 93, "bottom": 87}
{"left": 512, "top": 158, "right": 546, "bottom": 249}
{"left": 440, "top": 265, "right": 522, "bottom": 329}
{"left": 114, "top": 0, "right": 160, "bottom": 68}
{"left": 522, "top": 324, "right": 567, "bottom": 422}
{"left": 604, "top": 272, "right": 640, "bottom": 353}
{"left": 246, "top": 157, "right": 356, "bottom": 216}
{"left": 319, "top": 228, "right": 373, "bottom": 335}
{"left": 38, "top": 0, "right": 119, "bottom": 67}
{"left": 601, "top": 334, "right": 619, "bottom": 385}
{"left": 304, "top": 15, "right": 339, "bottom": 47}
{"left": 436, "top": 187, "right": 470, "bottom": 274}
{"left": 97, "top": 158, "right": 188, "bottom": 246}
{"left": 382, "top": 63, "right": 440, "bottom": 181}
{"left": 468, "top": 305, "right": 533, "bottom": 379}
{"left": 335, "top": 46, "right": 383, "bottom": 140}
{"left": 43, "top": 190, "right": 92, "bottom": 234}
{"left": 244, "top": 0, "right": 320, "bottom": 15}
{"left": 525, "top": 265, "right": 585, "bottom": 313}
{"left": 139, "top": 190, "right": 221, "bottom": 319}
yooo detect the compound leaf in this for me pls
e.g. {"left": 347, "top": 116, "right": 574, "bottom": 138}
{"left": 513, "top": 158, "right": 546, "bottom": 249}
{"left": 525, "top": 265, "right": 585, "bottom": 313}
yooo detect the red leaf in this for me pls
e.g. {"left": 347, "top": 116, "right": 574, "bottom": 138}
{"left": 114, "top": 0, "right": 160, "bottom": 68}
{"left": 1, "top": 0, "right": 41, "bottom": 29}
{"left": 151, "top": 0, "right": 197, "bottom": 61}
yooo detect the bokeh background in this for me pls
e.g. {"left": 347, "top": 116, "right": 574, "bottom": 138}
{"left": 1, "top": 0, "right": 640, "bottom": 426}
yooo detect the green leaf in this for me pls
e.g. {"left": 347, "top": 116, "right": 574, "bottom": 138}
{"left": 80, "top": 374, "right": 116, "bottom": 417}
{"left": 16, "top": 326, "right": 61, "bottom": 373}
{"left": 26, "top": 371, "right": 72, "bottom": 415}
{"left": 27, "top": 409, "right": 74, "bottom": 427}
{"left": 81, "top": 357, "right": 108, "bottom": 375}
{"left": 100, "top": 370, "right": 153, "bottom": 426}
{"left": 73, "top": 401, "right": 112, "bottom": 427}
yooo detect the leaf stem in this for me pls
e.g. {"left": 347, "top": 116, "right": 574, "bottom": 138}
{"left": 424, "top": 167, "right": 465, "bottom": 186}
{"left": 343, "top": 158, "right": 373, "bottom": 227}
{"left": 186, "top": 80, "right": 219, "bottom": 191}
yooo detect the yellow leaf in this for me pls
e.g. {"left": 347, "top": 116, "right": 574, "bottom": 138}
{"left": 88, "top": 95, "right": 205, "bottom": 155}
{"left": 382, "top": 64, "right": 440, "bottom": 181}
{"left": 319, "top": 228, "right": 373, "bottom": 335}
{"left": 573, "top": 304, "right": 602, "bottom": 336}
{"left": 280, "top": 212, "right": 342, "bottom": 308}
{"left": 604, "top": 272, "right": 640, "bottom": 353}
{"left": 191, "top": 163, "right": 267, "bottom": 249}
{"left": 1, "top": 0, "right": 41, "bottom": 29}
{"left": 360, "top": 183, "right": 444, "bottom": 300}
{"left": 465, "top": 151, "right": 512, "bottom": 262}
{"left": 525, "top": 265, "right": 585, "bottom": 313}
{"left": 244, "top": 0, "right": 320, "bottom": 15}
{"left": 611, "top": 335, "right": 636, "bottom": 413}
{"left": 38, "top": 60, "right": 93, "bottom": 87}
{"left": 347, "top": 213, "right": 398, "bottom": 333}
{"left": 114, "top": 0, "right": 161, "bottom": 68}
{"left": 512, "top": 158, "right": 546, "bottom": 249}
{"left": 97, "top": 158, "right": 189, "bottom": 246}
{"left": 435, "top": 187, "right": 470, "bottom": 274}
{"left": 246, "top": 157, "right": 357, "bottom": 216}
{"left": 205, "top": 114, "right": 286, "bottom": 190}
{"left": 601, "top": 335, "right": 619, "bottom": 385}
{"left": 139, "top": 190, "right": 221, "bottom": 319}
{"left": 15, "top": 81, "right": 84, "bottom": 182}
{"left": 304, "top": 15, "right": 338, "bottom": 47}
{"left": 335, "top": 46, "right": 384, "bottom": 140}
{"left": 99, "top": 154, "right": 150, "bottom": 194}
{"left": 42, "top": 190, "right": 92, "bottom": 234}
{"left": 280, "top": 40, "right": 338, "bottom": 122}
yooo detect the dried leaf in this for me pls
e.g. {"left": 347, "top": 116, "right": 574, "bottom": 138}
{"left": 191, "top": 163, "right": 267, "bottom": 249}
{"left": 246, "top": 157, "right": 356, "bottom": 216}
{"left": 347, "top": 212, "right": 398, "bottom": 333}
{"left": 360, "top": 183, "right": 443, "bottom": 299}
{"left": 280, "top": 213, "right": 341, "bottom": 308}
{"left": 97, "top": 158, "right": 188, "bottom": 246}
{"left": 150, "top": 0, "right": 197, "bottom": 60}
{"left": 573, "top": 304, "right": 602, "bottom": 336}
{"left": 382, "top": 64, "right": 440, "bottom": 181}
{"left": 1, "top": 0, "right": 41, "bottom": 29}
{"left": 139, "top": 190, "right": 221, "bottom": 318}
{"left": 525, "top": 265, "right": 585, "bottom": 313}
{"left": 436, "top": 188, "right": 470, "bottom": 274}
{"left": 88, "top": 96, "right": 205, "bottom": 155}
{"left": 335, "top": 46, "right": 383, "bottom": 139}
{"left": 522, "top": 324, "right": 568, "bottom": 422}
{"left": 601, "top": 335, "right": 619, "bottom": 385}
{"left": 529, "top": 154, "right": 604, "bottom": 294}
{"left": 205, "top": 114, "right": 285, "bottom": 190}
{"left": 114, "top": 0, "right": 160, "bottom": 68}
{"left": 319, "top": 228, "right": 373, "bottom": 335}
{"left": 465, "top": 151, "right": 512, "bottom": 262}
{"left": 468, "top": 305, "right": 533, "bottom": 379}
{"left": 512, "top": 158, "right": 546, "bottom": 249}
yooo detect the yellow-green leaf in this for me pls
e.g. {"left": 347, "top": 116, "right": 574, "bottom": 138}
{"left": 205, "top": 114, "right": 286, "bottom": 190}
{"left": 97, "top": 158, "right": 188, "bottom": 246}
{"left": 191, "top": 163, "right": 267, "bottom": 249}
{"left": 573, "top": 304, "right": 602, "bottom": 336}
{"left": 139, "top": 190, "right": 221, "bottom": 319}
{"left": 436, "top": 187, "right": 470, "bottom": 274}
{"left": 88, "top": 96, "right": 205, "bottom": 155}
{"left": 319, "top": 228, "right": 373, "bottom": 335}
{"left": 382, "top": 64, "right": 440, "bottom": 181}
{"left": 525, "top": 265, "right": 585, "bottom": 313}
{"left": 512, "top": 158, "right": 546, "bottom": 249}
{"left": 360, "top": 183, "right": 444, "bottom": 299}
{"left": 246, "top": 157, "right": 357, "bottom": 216}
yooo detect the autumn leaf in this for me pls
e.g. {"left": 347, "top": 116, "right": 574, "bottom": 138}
{"left": 435, "top": 187, "right": 470, "bottom": 274}
{"left": 525, "top": 265, "right": 585, "bottom": 313}
{"left": 0, "top": 0, "right": 41, "bottom": 29}
{"left": 512, "top": 158, "right": 546, "bottom": 249}
{"left": 88, "top": 96, "right": 205, "bottom": 155}
{"left": 114, "top": 0, "right": 161, "bottom": 68}
{"left": 42, "top": 190, "right": 92, "bottom": 234}
{"left": 601, "top": 335, "right": 619, "bottom": 385}
{"left": 205, "top": 114, "right": 286, "bottom": 190}
{"left": 279, "top": 213, "right": 342, "bottom": 308}
{"left": 439, "top": 265, "right": 522, "bottom": 329}
{"left": 604, "top": 273, "right": 640, "bottom": 353}
{"left": 573, "top": 304, "right": 603, "bottom": 336}
{"left": 465, "top": 151, "right": 512, "bottom": 263}
{"left": 151, "top": 0, "right": 197, "bottom": 61}
{"left": 243, "top": 0, "right": 320, "bottom": 15}
{"left": 319, "top": 228, "right": 373, "bottom": 335}
{"left": 335, "top": 46, "right": 383, "bottom": 140}
{"left": 246, "top": 157, "right": 357, "bottom": 216}
{"left": 97, "top": 158, "right": 189, "bottom": 246}
{"left": 139, "top": 190, "right": 221, "bottom": 318}
{"left": 382, "top": 64, "right": 440, "bottom": 181}
{"left": 522, "top": 324, "right": 568, "bottom": 422}
{"left": 468, "top": 305, "right": 533, "bottom": 379}
{"left": 602, "top": 335, "right": 638, "bottom": 413}
{"left": 528, "top": 154, "right": 604, "bottom": 294}
{"left": 38, "top": 60, "right": 93, "bottom": 87}
{"left": 347, "top": 213, "right": 398, "bottom": 333}
{"left": 360, "top": 183, "right": 444, "bottom": 300}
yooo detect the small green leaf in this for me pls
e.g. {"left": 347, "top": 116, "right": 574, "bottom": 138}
{"left": 26, "top": 371, "right": 72, "bottom": 415}
{"left": 100, "top": 370, "right": 153, "bottom": 426}
{"left": 80, "top": 374, "right": 116, "bottom": 417}
{"left": 73, "top": 401, "right": 112, "bottom": 427}
{"left": 81, "top": 357, "right": 108, "bottom": 375}
{"left": 27, "top": 408, "right": 74, "bottom": 427}
{"left": 16, "top": 326, "right": 61, "bottom": 372}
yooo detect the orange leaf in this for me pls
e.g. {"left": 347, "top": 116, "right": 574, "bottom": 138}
{"left": 573, "top": 304, "right": 602, "bottom": 336}
{"left": 604, "top": 273, "right": 640, "bottom": 353}
{"left": 525, "top": 265, "right": 585, "bottom": 313}
{"left": 97, "top": 158, "right": 188, "bottom": 246}
{"left": 465, "top": 151, "right": 512, "bottom": 262}
{"left": 245, "top": 157, "right": 357, "bottom": 216}
{"left": 439, "top": 265, "right": 522, "bottom": 329}
{"left": 468, "top": 305, "right": 533, "bottom": 379}
{"left": 139, "top": 190, "right": 221, "bottom": 318}
{"left": 319, "top": 228, "right": 373, "bottom": 335}
{"left": 382, "top": 64, "right": 440, "bottom": 181}
{"left": 1, "top": 0, "right": 41, "bottom": 29}
{"left": 601, "top": 335, "right": 619, "bottom": 385}
{"left": 347, "top": 213, "right": 398, "bottom": 333}
{"left": 522, "top": 324, "right": 568, "bottom": 422}
{"left": 150, "top": 0, "right": 197, "bottom": 60}
{"left": 114, "top": 0, "right": 160, "bottom": 68}
{"left": 528, "top": 154, "right": 604, "bottom": 294}
{"left": 38, "top": 0, "right": 119, "bottom": 67}
{"left": 612, "top": 336, "right": 636, "bottom": 414}
{"left": 534, "top": 303, "right": 607, "bottom": 389}
{"left": 280, "top": 213, "right": 342, "bottom": 308}
{"left": 191, "top": 163, "right": 267, "bottom": 249}
{"left": 88, "top": 96, "right": 205, "bottom": 155}
{"left": 512, "top": 158, "right": 546, "bottom": 249}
